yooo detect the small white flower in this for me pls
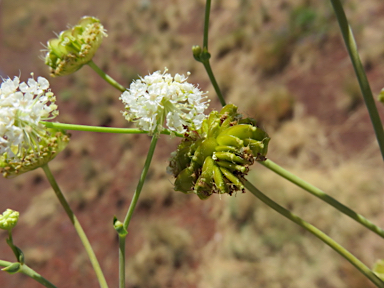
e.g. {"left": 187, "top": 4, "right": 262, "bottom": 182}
{"left": 0, "top": 74, "right": 59, "bottom": 161}
{"left": 120, "top": 68, "right": 209, "bottom": 135}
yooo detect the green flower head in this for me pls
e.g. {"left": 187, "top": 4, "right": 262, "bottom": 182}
{"left": 168, "top": 104, "right": 270, "bottom": 199}
{"left": 0, "top": 209, "right": 19, "bottom": 230}
{"left": 45, "top": 16, "right": 107, "bottom": 77}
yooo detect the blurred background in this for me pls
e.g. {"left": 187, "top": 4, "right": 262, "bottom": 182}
{"left": 1, "top": 0, "right": 384, "bottom": 287}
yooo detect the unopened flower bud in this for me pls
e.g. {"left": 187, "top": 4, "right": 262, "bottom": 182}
{"left": 168, "top": 104, "right": 270, "bottom": 199}
{"left": 0, "top": 209, "right": 19, "bottom": 230}
{"left": 192, "top": 45, "right": 211, "bottom": 62}
{"left": 113, "top": 217, "right": 128, "bottom": 237}
{"left": 45, "top": 16, "right": 107, "bottom": 77}
{"left": 192, "top": 45, "right": 202, "bottom": 62}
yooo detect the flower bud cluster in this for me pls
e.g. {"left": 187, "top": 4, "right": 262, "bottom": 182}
{"left": 168, "top": 104, "right": 270, "bottom": 199}
{"left": 0, "top": 75, "right": 70, "bottom": 178}
{"left": 0, "top": 209, "right": 19, "bottom": 230}
{"left": 45, "top": 16, "right": 107, "bottom": 77}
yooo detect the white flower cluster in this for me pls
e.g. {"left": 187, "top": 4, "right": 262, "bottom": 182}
{"left": 0, "top": 74, "right": 58, "bottom": 161}
{"left": 120, "top": 69, "right": 209, "bottom": 135}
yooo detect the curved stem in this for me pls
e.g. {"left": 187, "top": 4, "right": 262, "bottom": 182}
{"left": 0, "top": 260, "right": 57, "bottom": 288}
{"left": 243, "top": 179, "right": 384, "bottom": 288}
{"left": 330, "top": 0, "right": 384, "bottom": 161}
{"left": 119, "top": 134, "right": 159, "bottom": 288}
{"left": 87, "top": 60, "right": 126, "bottom": 92}
{"left": 40, "top": 121, "right": 180, "bottom": 137}
{"left": 41, "top": 164, "right": 108, "bottom": 288}
{"left": 259, "top": 159, "right": 384, "bottom": 238}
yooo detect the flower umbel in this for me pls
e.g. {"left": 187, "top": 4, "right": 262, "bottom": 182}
{"left": 168, "top": 104, "right": 270, "bottom": 199}
{"left": 0, "top": 209, "right": 19, "bottom": 230}
{"left": 45, "top": 16, "right": 107, "bottom": 77}
{"left": 120, "top": 68, "right": 209, "bottom": 135}
{"left": 0, "top": 74, "right": 70, "bottom": 177}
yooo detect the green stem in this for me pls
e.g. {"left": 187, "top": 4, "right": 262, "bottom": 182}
{"left": 41, "top": 164, "right": 108, "bottom": 288}
{"left": 6, "top": 231, "right": 19, "bottom": 262}
{"left": 118, "top": 235, "right": 125, "bottom": 288}
{"left": 119, "top": 134, "right": 159, "bottom": 288}
{"left": 260, "top": 159, "right": 384, "bottom": 238}
{"left": 123, "top": 134, "right": 159, "bottom": 228}
{"left": 87, "top": 60, "right": 126, "bottom": 92}
{"left": 330, "top": 0, "right": 384, "bottom": 161}
{"left": 0, "top": 260, "right": 57, "bottom": 288}
{"left": 202, "top": 60, "right": 226, "bottom": 106}
{"left": 243, "top": 179, "right": 384, "bottom": 288}
{"left": 199, "top": 0, "right": 226, "bottom": 106}
{"left": 203, "top": 0, "right": 211, "bottom": 50}
{"left": 40, "top": 121, "right": 180, "bottom": 137}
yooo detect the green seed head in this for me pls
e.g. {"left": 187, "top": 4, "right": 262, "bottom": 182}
{"left": 168, "top": 104, "right": 270, "bottom": 199}
{"left": 45, "top": 16, "right": 107, "bottom": 77}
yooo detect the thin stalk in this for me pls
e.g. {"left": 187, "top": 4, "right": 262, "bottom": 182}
{"left": 87, "top": 60, "right": 126, "bottom": 92}
{"left": 41, "top": 164, "right": 108, "bottom": 288}
{"left": 330, "top": 0, "right": 384, "bottom": 161}
{"left": 260, "top": 159, "right": 384, "bottom": 238}
{"left": 243, "top": 179, "right": 384, "bottom": 288}
{"left": 40, "top": 121, "right": 181, "bottom": 137}
{"left": 119, "top": 134, "right": 159, "bottom": 288}
{"left": 118, "top": 236, "right": 125, "bottom": 288}
{"left": 6, "top": 231, "right": 20, "bottom": 261}
{"left": 123, "top": 134, "right": 159, "bottom": 228}
{"left": 200, "top": 0, "right": 226, "bottom": 106}
{"left": 203, "top": 0, "right": 211, "bottom": 50}
{"left": 0, "top": 260, "right": 57, "bottom": 288}
{"left": 202, "top": 60, "right": 226, "bottom": 106}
